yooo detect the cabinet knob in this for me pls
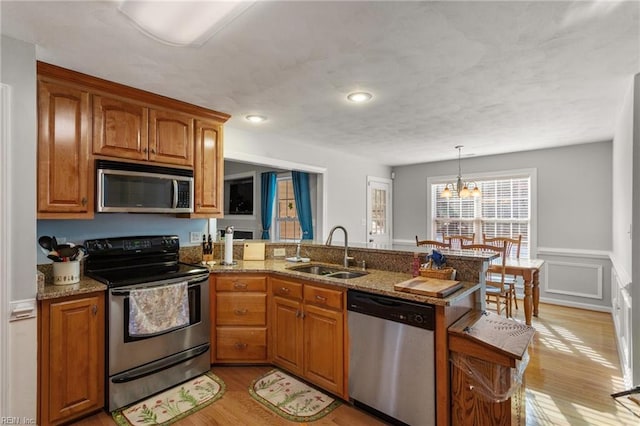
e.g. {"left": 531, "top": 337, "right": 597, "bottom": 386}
{"left": 234, "top": 342, "right": 248, "bottom": 350}
{"left": 234, "top": 308, "right": 248, "bottom": 316}
{"left": 92, "top": 305, "right": 98, "bottom": 316}
{"left": 143, "top": 148, "right": 148, "bottom": 153}
{"left": 150, "top": 148, "right": 156, "bottom": 154}
{"left": 81, "top": 197, "right": 87, "bottom": 206}
{"left": 233, "top": 282, "right": 248, "bottom": 290}
{"left": 280, "top": 287, "right": 290, "bottom": 294}
{"left": 315, "top": 295, "right": 327, "bottom": 303}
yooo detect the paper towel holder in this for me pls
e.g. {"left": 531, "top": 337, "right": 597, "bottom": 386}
{"left": 221, "top": 226, "right": 238, "bottom": 266}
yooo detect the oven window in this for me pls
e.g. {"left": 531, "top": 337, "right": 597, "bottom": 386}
{"left": 123, "top": 284, "right": 202, "bottom": 342}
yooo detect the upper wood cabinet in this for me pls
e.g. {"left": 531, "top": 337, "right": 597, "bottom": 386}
{"left": 93, "top": 96, "right": 194, "bottom": 167}
{"left": 92, "top": 95, "right": 149, "bottom": 161}
{"left": 36, "top": 61, "right": 230, "bottom": 218}
{"left": 37, "top": 79, "right": 94, "bottom": 219}
{"left": 192, "top": 119, "right": 224, "bottom": 216}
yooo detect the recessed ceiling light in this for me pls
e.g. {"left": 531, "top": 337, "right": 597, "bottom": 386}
{"left": 245, "top": 115, "right": 267, "bottom": 123}
{"left": 347, "top": 92, "right": 373, "bottom": 103}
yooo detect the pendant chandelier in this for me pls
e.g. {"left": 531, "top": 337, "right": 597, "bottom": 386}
{"left": 441, "top": 145, "right": 481, "bottom": 198}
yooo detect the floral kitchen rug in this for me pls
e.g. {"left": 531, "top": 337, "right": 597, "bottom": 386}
{"left": 249, "top": 369, "right": 341, "bottom": 422}
{"left": 112, "top": 372, "right": 226, "bottom": 426}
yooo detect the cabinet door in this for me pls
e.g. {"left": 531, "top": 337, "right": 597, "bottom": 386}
{"left": 149, "top": 109, "right": 194, "bottom": 166}
{"left": 193, "top": 119, "right": 224, "bottom": 215}
{"left": 271, "top": 296, "right": 304, "bottom": 376}
{"left": 303, "top": 303, "right": 344, "bottom": 396}
{"left": 37, "top": 80, "right": 93, "bottom": 218}
{"left": 93, "top": 95, "right": 149, "bottom": 160}
{"left": 44, "top": 293, "right": 105, "bottom": 424}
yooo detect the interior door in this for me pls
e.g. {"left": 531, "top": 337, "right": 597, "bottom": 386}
{"left": 367, "top": 176, "right": 392, "bottom": 245}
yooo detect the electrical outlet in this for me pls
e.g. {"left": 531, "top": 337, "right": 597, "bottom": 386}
{"left": 190, "top": 232, "right": 202, "bottom": 244}
{"left": 273, "top": 248, "right": 286, "bottom": 257}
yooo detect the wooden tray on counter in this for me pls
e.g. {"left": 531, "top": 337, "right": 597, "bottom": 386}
{"left": 394, "top": 276, "right": 462, "bottom": 298}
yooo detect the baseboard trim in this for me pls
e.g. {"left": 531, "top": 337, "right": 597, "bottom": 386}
{"left": 537, "top": 297, "right": 611, "bottom": 313}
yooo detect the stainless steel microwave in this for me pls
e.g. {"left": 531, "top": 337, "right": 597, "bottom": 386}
{"left": 96, "top": 160, "right": 194, "bottom": 213}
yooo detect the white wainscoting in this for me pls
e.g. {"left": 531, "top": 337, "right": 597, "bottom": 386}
{"left": 536, "top": 247, "right": 610, "bottom": 311}
{"left": 543, "top": 260, "right": 603, "bottom": 299}
{"left": 611, "top": 261, "right": 633, "bottom": 389}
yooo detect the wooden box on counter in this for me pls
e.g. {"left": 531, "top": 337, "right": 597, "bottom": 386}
{"left": 448, "top": 310, "right": 535, "bottom": 426}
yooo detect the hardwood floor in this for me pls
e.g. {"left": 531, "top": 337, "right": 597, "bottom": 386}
{"left": 72, "top": 303, "right": 638, "bottom": 425}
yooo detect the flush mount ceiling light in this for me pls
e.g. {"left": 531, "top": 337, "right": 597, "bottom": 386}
{"left": 441, "top": 145, "right": 481, "bottom": 199}
{"left": 347, "top": 92, "right": 373, "bottom": 103}
{"left": 245, "top": 114, "right": 267, "bottom": 123}
{"left": 118, "top": 0, "right": 256, "bottom": 47}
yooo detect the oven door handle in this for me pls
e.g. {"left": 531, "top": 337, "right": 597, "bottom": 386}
{"left": 111, "top": 275, "right": 208, "bottom": 296}
{"left": 111, "top": 343, "right": 210, "bottom": 384}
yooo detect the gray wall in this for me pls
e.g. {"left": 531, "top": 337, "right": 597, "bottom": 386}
{"left": 392, "top": 141, "right": 613, "bottom": 310}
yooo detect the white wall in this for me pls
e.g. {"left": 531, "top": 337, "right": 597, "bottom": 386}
{"left": 225, "top": 126, "right": 391, "bottom": 244}
{"left": 392, "top": 142, "right": 613, "bottom": 310}
{"left": 611, "top": 73, "right": 640, "bottom": 388}
{"left": 1, "top": 35, "right": 38, "bottom": 422}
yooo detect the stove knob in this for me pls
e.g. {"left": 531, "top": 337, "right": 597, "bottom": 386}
{"left": 94, "top": 241, "right": 104, "bottom": 250}
{"left": 105, "top": 240, "right": 112, "bottom": 249}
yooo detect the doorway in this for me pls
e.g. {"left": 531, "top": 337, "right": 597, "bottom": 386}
{"left": 366, "top": 176, "right": 392, "bottom": 245}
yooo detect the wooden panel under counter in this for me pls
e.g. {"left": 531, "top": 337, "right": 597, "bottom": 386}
{"left": 448, "top": 310, "right": 535, "bottom": 426}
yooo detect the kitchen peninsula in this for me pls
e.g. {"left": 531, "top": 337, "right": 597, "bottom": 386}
{"left": 37, "top": 241, "right": 507, "bottom": 426}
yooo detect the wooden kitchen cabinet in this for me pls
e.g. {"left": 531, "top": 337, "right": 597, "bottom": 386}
{"left": 38, "top": 292, "right": 105, "bottom": 426}
{"left": 92, "top": 94, "right": 149, "bottom": 161}
{"left": 212, "top": 274, "right": 269, "bottom": 363}
{"left": 190, "top": 119, "right": 224, "bottom": 217}
{"left": 148, "top": 109, "right": 194, "bottom": 166}
{"left": 270, "top": 277, "right": 346, "bottom": 398}
{"left": 93, "top": 95, "right": 194, "bottom": 167}
{"left": 37, "top": 61, "right": 230, "bottom": 218}
{"left": 37, "top": 78, "right": 94, "bottom": 219}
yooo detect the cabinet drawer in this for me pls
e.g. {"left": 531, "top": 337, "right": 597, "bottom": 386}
{"left": 271, "top": 278, "right": 303, "bottom": 300}
{"left": 216, "top": 293, "right": 267, "bottom": 325}
{"left": 216, "top": 327, "right": 267, "bottom": 361}
{"left": 304, "top": 285, "right": 343, "bottom": 310}
{"left": 216, "top": 276, "right": 267, "bottom": 292}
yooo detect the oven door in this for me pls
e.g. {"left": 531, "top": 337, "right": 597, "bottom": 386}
{"left": 108, "top": 273, "right": 210, "bottom": 377}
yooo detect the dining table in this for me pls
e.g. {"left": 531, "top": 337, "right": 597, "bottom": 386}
{"left": 492, "top": 258, "right": 545, "bottom": 325}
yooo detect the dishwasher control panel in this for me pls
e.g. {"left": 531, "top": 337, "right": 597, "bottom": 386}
{"left": 347, "top": 290, "right": 435, "bottom": 330}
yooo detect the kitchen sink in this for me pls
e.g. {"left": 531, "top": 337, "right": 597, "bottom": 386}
{"left": 288, "top": 264, "right": 368, "bottom": 279}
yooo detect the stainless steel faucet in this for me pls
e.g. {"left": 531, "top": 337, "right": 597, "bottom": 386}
{"left": 325, "top": 225, "right": 353, "bottom": 267}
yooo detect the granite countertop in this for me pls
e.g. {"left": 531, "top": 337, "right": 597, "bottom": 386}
{"left": 37, "top": 275, "right": 107, "bottom": 300}
{"left": 205, "top": 259, "right": 480, "bottom": 306}
{"left": 36, "top": 258, "right": 479, "bottom": 306}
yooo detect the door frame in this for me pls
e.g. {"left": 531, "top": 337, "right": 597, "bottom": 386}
{"left": 366, "top": 176, "right": 393, "bottom": 245}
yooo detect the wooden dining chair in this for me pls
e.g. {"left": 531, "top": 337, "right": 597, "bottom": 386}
{"left": 461, "top": 240, "right": 511, "bottom": 317}
{"left": 483, "top": 234, "right": 522, "bottom": 310}
{"left": 444, "top": 234, "right": 475, "bottom": 250}
{"left": 415, "top": 236, "right": 451, "bottom": 249}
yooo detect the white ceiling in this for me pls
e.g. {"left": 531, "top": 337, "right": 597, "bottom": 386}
{"left": 2, "top": 1, "right": 639, "bottom": 166}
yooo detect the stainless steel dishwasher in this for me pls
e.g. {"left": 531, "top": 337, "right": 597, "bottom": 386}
{"left": 348, "top": 290, "right": 435, "bottom": 426}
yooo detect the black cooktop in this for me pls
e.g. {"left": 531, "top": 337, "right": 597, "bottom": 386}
{"left": 84, "top": 235, "right": 208, "bottom": 287}
{"left": 86, "top": 262, "right": 208, "bottom": 287}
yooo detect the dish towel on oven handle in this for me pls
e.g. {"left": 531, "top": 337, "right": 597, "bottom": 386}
{"left": 128, "top": 281, "right": 190, "bottom": 337}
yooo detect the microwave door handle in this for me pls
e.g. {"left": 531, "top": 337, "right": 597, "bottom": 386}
{"left": 172, "top": 179, "right": 178, "bottom": 208}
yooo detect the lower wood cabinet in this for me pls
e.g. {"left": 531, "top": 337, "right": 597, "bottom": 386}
{"left": 38, "top": 292, "right": 105, "bottom": 426}
{"left": 270, "top": 277, "right": 346, "bottom": 398}
{"left": 212, "top": 274, "right": 268, "bottom": 363}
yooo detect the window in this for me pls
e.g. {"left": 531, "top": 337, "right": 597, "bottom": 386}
{"left": 430, "top": 171, "right": 533, "bottom": 258}
{"left": 275, "top": 175, "right": 301, "bottom": 241}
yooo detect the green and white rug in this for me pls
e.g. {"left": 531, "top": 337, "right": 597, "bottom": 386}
{"left": 112, "top": 372, "right": 225, "bottom": 426}
{"left": 249, "top": 369, "right": 341, "bottom": 422}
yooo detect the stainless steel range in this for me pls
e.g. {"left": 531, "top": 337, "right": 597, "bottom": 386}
{"left": 84, "top": 235, "right": 210, "bottom": 412}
